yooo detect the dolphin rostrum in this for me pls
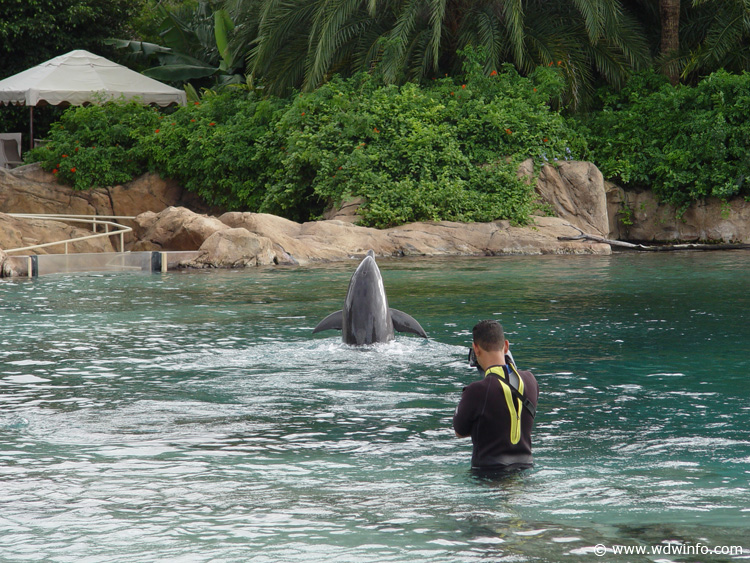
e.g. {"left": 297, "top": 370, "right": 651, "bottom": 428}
{"left": 312, "top": 250, "right": 428, "bottom": 345}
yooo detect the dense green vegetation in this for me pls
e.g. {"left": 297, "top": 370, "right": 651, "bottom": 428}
{"left": 234, "top": 0, "right": 750, "bottom": 106}
{"left": 0, "top": 0, "right": 137, "bottom": 137}
{"left": 577, "top": 69, "right": 750, "bottom": 211}
{"left": 27, "top": 55, "right": 585, "bottom": 227}
{"left": 6, "top": 0, "right": 750, "bottom": 227}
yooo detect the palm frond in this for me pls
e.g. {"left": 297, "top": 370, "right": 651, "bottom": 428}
{"left": 496, "top": 0, "right": 526, "bottom": 67}
{"left": 305, "top": 0, "right": 369, "bottom": 90}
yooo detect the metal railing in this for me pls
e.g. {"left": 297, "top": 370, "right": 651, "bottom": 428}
{"left": 4, "top": 214, "right": 135, "bottom": 254}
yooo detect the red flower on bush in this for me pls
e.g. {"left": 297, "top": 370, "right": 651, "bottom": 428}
{"left": 373, "top": 127, "right": 380, "bottom": 133}
{"left": 209, "top": 122, "right": 215, "bottom": 126}
{"left": 462, "top": 84, "right": 466, "bottom": 89}
{"left": 543, "top": 138, "right": 548, "bottom": 142}
{"left": 62, "top": 154, "right": 68, "bottom": 158}
{"left": 52, "top": 169, "right": 58, "bottom": 174}
{"left": 190, "top": 119, "right": 196, "bottom": 123}
{"left": 490, "top": 70, "right": 498, "bottom": 77}
{"left": 74, "top": 147, "right": 79, "bottom": 152}
{"left": 155, "top": 129, "right": 160, "bottom": 133}
{"left": 70, "top": 167, "right": 76, "bottom": 173}
{"left": 505, "top": 129, "right": 512, "bottom": 135}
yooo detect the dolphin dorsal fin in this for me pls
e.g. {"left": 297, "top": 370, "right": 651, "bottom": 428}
{"left": 390, "top": 308, "right": 428, "bottom": 338}
{"left": 312, "top": 310, "right": 343, "bottom": 333}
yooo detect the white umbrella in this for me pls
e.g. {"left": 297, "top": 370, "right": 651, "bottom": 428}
{"left": 0, "top": 49, "right": 187, "bottom": 149}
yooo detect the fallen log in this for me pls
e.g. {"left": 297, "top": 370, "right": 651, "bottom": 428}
{"left": 557, "top": 224, "right": 750, "bottom": 251}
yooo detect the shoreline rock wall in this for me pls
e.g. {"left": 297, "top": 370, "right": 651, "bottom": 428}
{"left": 606, "top": 183, "right": 750, "bottom": 243}
{"left": 3, "top": 160, "right": 750, "bottom": 275}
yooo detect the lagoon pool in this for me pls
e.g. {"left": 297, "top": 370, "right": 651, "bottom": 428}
{"left": 1, "top": 252, "right": 749, "bottom": 562}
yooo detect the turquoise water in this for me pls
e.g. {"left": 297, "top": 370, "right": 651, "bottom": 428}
{"left": 1, "top": 252, "right": 749, "bottom": 562}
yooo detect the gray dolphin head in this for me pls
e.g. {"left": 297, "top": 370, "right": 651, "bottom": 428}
{"left": 312, "top": 250, "right": 427, "bottom": 345}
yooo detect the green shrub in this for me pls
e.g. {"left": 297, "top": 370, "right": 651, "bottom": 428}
{"left": 578, "top": 69, "right": 750, "bottom": 210}
{"left": 26, "top": 99, "right": 160, "bottom": 189}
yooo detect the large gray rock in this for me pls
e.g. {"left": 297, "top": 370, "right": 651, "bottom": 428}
{"left": 535, "top": 161, "right": 609, "bottom": 236}
{"left": 385, "top": 216, "right": 608, "bottom": 256}
{"left": 188, "top": 228, "right": 277, "bottom": 268}
{"left": 218, "top": 211, "right": 310, "bottom": 264}
{"left": 132, "top": 207, "right": 229, "bottom": 251}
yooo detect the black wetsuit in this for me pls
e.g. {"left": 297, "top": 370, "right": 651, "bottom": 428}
{"left": 453, "top": 365, "right": 538, "bottom": 471}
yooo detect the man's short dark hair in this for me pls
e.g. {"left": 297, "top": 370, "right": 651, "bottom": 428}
{"left": 473, "top": 320, "right": 505, "bottom": 351}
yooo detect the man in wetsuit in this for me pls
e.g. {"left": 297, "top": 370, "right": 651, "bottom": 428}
{"left": 453, "top": 320, "right": 539, "bottom": 472}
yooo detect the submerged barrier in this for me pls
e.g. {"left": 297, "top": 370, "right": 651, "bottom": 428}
{"left": 4, "top": 251, "right": 201, "bottom": 278}
{"left": 2, "top": 213, "right": 199, "bottom": 277}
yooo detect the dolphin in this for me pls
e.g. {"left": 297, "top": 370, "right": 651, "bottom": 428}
{"left": 313, "top": 250, "right": 428, "bottom": 345}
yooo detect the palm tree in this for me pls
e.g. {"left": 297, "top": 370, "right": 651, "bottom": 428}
{"left": 623, "top": 0, "right": 750, "bottom": 84}
{"left": 659, "top": 0, "right": 680, "bottom": 83}
{"left": 682, "top": 0, "right": 750, "bottom": 78}
{"left": 232, "top": 0, "right": 651, "bottom": 107}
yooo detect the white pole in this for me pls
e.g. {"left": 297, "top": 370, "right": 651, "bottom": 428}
{"left": 29, "top": 106, "right": 34, "bottom": 152}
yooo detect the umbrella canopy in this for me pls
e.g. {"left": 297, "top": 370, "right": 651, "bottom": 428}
{"left": 0, "top": 49, "right": 187, "bottom": 107}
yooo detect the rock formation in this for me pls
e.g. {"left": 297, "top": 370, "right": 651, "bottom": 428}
{"left": 131, "top": 207, "right": 230, "bottom": 251}
{"left": 0, "top": 212, "right": 115, "bottom": 254}
{"left": 134, "top": 206, "right": 610, "bottom": 267}
{"left": 607, "top": 183, "right": 750, "bottom": 243}
{"left": 5, "top": 157, "right": 749, "bottom": 276}
{"left": 534, "top": 160, "right": 609, "bottom": 236}
{"left": 0, "top": 165, "right": 210, "bottom": 218}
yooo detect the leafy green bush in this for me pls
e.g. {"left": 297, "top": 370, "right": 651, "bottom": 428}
{"left": 26, "top": 99, "right": 160, "bottom": 189}
{"left": 577, "top": 69, "right": 750, "bottom": 210}
{"left": 27, "top": 53, "right": 586, "bottom": 227}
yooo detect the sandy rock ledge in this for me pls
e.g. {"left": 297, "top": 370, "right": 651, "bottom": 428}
{"left": 130, "top": 206, "right": 610, "bottom": 268}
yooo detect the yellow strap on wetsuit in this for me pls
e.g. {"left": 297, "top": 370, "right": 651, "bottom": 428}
{"left": 485, "top": 364, "right": 524, "bottom": 445}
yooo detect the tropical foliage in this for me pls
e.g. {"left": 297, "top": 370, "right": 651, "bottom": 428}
{"left": 237, "top": 0, "right": 651, "bottom": 108}
{"left": 26, "top": 57, "right": 586, "bottom": 227}
{"left": 621, "top": 0, "right": 750, "bottom": 83}
{"left": 576, "top": 69, "right": 750, "bottom": 210}
{"left": 0, "top": 0, "right": 135, "bottom": 79}
{"left": 108, "top": 0, "right": 245, "bottom": 96}
{"left": 0, "top": 0, "right": 136, "bottom": 140}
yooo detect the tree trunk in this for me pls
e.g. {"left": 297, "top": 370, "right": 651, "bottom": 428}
{"left": 660, "top": 0, "right": 681, "bottom": 85}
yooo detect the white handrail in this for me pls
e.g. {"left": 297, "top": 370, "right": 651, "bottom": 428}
{"left": 4, "top": 213, "right": 135, "bottom": 254}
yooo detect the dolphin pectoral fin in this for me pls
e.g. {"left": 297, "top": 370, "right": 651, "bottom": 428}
{"left": 312, "top": 310, "right": 344, "bottom": 333}
{"left": 390, "top": 309, "right": 428, "bottom": 338}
